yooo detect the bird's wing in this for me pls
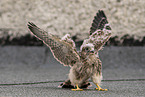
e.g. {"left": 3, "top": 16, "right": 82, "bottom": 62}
{"left": 89, "top": 10, "right": 110, "bottom": 35}
{"left": 83, "top": 10, "right": 111, "bottom": 52}
{"left": 61, "top": 34, "right": 76, "bottom": 49}
{"left": 28, "top": 22, "right": 80, "bottom": 66}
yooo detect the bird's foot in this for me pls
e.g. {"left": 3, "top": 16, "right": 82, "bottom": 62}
{"left": 95, "top": 88, "right": 108, "bottom": 91}
{"left": 59, "top": 79, "right": 91, "bottom": 89}
{"left": 95, "top": 83, "right": 108, "bottom": 91}
{"left": 72, "top": 88, "right": 83, "bottom": 91}
{"left": 71, "top": 84, "right": 83, "bottom": 91}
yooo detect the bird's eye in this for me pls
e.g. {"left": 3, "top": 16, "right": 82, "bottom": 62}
{"left": 85, "top": 48, "right": 89, "bottom": 50}
{"left": 105, "top": 26, "right": 111, "bottom": 30}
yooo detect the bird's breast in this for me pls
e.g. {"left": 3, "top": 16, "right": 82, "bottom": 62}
{"left": 87, "top": 54, "right": 97, "bottom": 64}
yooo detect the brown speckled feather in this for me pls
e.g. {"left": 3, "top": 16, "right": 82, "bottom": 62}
{"left": 83, "top": 10, "right": 112, "bottom": 52}
{"left": 28, "top": 22, "right": 80, "bottom": 66}
{"left": 27, "top": 10, "right": 111, "bottom": 90}
{"left": 90, "top": 10, "right": 108, "bottom": 35}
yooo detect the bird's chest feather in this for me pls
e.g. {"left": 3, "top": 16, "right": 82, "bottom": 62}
{"left": 87, "top": 54, "right": 97, "bottom": 65}
{"left": 77, "top": 54, "right": 98, "bottom": 75}
{"left": 82, "top": 54, "right": 97, "bottom": 73}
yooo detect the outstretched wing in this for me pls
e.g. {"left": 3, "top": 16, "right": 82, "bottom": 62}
{"left": 28, "top": 22, "right": 80, "bottom": 66}
{"left": 90, "top": 10, "right": 111, "bottom": 35}
{"left": 83, "top": 10, "right": 111, "bottom": 52}
{"left": 61, "top": 34, "right": 76, "bottom": 49}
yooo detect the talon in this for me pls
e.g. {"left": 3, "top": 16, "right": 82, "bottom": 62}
{"left": 72, "top": 89, "right": 83, "bottom": 91}
{"left": 104, "top": 89, "right": 108, "bottom": 91}
{"left": 95, "top": 84, "right": 108, "bottom": 91}
{"left": 96, "top": 88, "right": 108, "bottom": 91}
{"left": 72, "top": 84, "right": 83, "bottom": 91}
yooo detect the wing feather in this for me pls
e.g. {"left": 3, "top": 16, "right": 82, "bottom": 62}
{"left": 83, "top": 10, "right": 111, "bottom": 52}
{"left": 89, "top": 10, "right": 108, "bottom": 35}
{"left": 28, "top": 22, "right": 80, "bottom": 66}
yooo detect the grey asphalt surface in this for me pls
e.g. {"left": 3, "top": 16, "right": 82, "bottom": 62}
{"left": 0, "top": 46, "right": 145, "bottom": 97}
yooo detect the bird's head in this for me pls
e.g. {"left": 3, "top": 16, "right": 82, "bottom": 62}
{"left": 80, "top": 43, "right": 94, "bottom": 54}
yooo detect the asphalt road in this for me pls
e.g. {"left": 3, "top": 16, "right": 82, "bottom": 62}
{"left": 0, "top": 46, "right": 145, "bottom": 97}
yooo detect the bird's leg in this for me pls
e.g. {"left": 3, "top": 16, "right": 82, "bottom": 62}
{"left": 71, "top": 84, "right": 83, "bottom": 91}
{"left": 95, "top": 84, "right": 108, "bottom": 91}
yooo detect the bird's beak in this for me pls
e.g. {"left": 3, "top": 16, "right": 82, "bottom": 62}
{"left": 89, "top": 50, "right": 94, "bottom": 53}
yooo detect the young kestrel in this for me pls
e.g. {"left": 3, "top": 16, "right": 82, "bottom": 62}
{"left": 28, "top": 10, "right": 111, "bottom": 91}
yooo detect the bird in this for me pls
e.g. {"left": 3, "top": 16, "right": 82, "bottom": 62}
{"left": 27, "top": 10, "right": 111, "bottom": 91}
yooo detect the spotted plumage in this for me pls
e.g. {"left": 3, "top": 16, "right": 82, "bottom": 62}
{"left": 28, "top": 10, "right": 111, "bottom": 91}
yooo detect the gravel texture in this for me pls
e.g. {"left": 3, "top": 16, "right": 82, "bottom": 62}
{"left": 0, "top": 0, "right": 145, "bottom": 40}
